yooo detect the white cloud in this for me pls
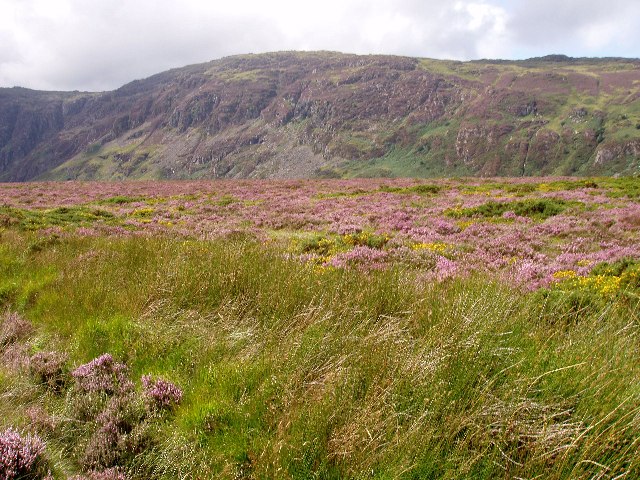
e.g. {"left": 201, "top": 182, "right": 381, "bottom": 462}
{"left": 507, "top": 0, "right": 640, "bottom": 58}
{"left": 0, "top": 0, "right": 637, "bottom": 91}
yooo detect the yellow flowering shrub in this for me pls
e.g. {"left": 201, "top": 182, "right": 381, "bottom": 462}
{"left": 412, "top": 242, "right": 452, "bottom": 255}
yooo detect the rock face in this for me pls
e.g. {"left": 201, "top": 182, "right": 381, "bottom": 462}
{"left": 595, "top": 140, "right": 640, "bottom": 165}
{"left": 0, "top": 52, "right": 639, "bottom": 181}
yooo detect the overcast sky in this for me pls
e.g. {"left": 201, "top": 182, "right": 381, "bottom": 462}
{"left": 1, "top": 0, "right": 638, "bottom": 92}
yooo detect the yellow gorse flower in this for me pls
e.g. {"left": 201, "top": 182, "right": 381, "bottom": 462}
{"left": 412, "top": 242, "right": 451, "bottom": 255}
{"left": 552, "top": 270, "right": 578, "bottom": 279}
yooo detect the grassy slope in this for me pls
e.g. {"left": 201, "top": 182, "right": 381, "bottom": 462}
{"left": 1, "top": 230, "right": 639, "bottom": 479}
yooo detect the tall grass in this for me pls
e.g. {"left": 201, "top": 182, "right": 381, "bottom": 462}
{"left": 0, "top": 230, "right": 638, "bottom": 479}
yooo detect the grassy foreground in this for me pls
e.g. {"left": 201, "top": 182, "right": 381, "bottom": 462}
{"left": 1, "top": 230, "right": 639, "bottom": 479}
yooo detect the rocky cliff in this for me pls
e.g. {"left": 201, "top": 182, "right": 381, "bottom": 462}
{"left": 1, "top": 52, "right": 639, "bottom": 181}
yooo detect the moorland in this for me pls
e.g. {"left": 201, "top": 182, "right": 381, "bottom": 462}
{"left": 1, "top": 176, "right": 639, "bottom": 479}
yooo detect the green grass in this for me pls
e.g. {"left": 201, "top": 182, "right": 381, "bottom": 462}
{"left": 378, "top": 183, "right": 442, "bottom": 195}
{"left": 98, "top": 196, "right": 147, "bottom": 205}
{"left": 455, "top": 177, "right": 639, "bottom": 198}
{"left": 600, "top": 176, "right": 640, "bottom": 198}
{"left": 42, "top": 143, "right": 164, "bottom": 181}
{"left": 0, "top": 205, "right": 116, "bottom": 230}
{"left": 445, "top": 198, "right": 576, "bottom": 220}
{"left": 315, "top": 183, "right": 442, "bottom": 199}
{"left": 344, "top": 144, "right": 471, "bottom": 179}
{"left": 0, "top": 230, "right": 639, "bottom": 479}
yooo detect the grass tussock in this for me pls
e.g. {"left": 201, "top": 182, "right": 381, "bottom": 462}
{"left": 0, "top": 230, "right": 638, "bottom": 479}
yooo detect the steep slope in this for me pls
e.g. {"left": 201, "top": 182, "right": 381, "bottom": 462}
{"left": 0, "top": 51, "right": 639, "bottom": 181}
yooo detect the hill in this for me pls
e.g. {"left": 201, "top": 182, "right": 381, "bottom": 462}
{"left": 1, "top": 51, "right": 639, "bottom": 181}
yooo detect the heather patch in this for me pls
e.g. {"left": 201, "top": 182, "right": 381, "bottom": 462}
{"left": 0, "top": 428, "right": 50, "bottom": 480}
{"left": 70, "top": 468, "right": 127, "bottom": 480}
{"left": 71, "top": 354, "right": 133, "bottom": 396}
{"left": 141, "top": 375, "right": 183, "bottom": 412}
{"left": 29, "top": 351, "right": 68, "bottom": 392}
{"left": 80, "top": 394, "right": 148, "bottom": 470}
{"left": 2, "top": 347, "right": 183, "bottom": 478}
{"left": 1, "top": 311, "right": 33, "bottom": 349}
{"left": 292, "top": 231, "right": 390, "bottom": 267}
{"left": 0, "top": 177, "right": 636, "bottom": 289}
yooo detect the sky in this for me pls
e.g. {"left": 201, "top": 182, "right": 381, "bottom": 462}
{"left": 0, "top": 0, "right": 638, "bottom": 92}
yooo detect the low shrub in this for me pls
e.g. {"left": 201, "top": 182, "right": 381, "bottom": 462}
{"left": 591, "top": 257, "right": 640, "bottom": 278}
{"left": 60, "top": 355, "right": 183, "bottom": 473}
{"left": 29, "top": 351, "right": 68, "bottom": 392}
{"left": 141, "top": 375, "right": 183, "bottom": 412}
{"left": 82, "top": 395, "right": 147, "bottom": 470}
{"left": 71, "top": 354, "right": 133, "bottom": 396}
{"left": 0, "top": 311, "right": 32, "bottom": 349}
{"left": 70, "top": 467, "right": 127, "bottom": 480}
{"left": 0, "top": 428, "right": 49, "bottom": 480}
{"left": 298, "top": 232, "right": 388, "bottom": 256}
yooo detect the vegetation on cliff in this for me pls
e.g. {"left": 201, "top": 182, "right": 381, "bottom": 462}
{"left": 1, "top": 52, "right": 639, "bottom": 181}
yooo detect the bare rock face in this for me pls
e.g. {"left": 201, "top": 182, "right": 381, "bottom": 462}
{"left": 0, "top": 52, "right": 639, "bottom": 181}
{"left": 456, "top": 123, "right": 515, "bottom": 166}
{"left": 526, "top": 129, "right": 562, "bottom": 171}
{"left": 0, "top": 91, "right": 65, "bottom": 175}
{"left": 595, "top": 140, "right": 640, "bottom": 166}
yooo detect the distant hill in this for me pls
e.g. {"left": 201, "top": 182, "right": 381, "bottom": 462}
{"left": 1, "top": 51, "right": 639, "bottom": 181}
